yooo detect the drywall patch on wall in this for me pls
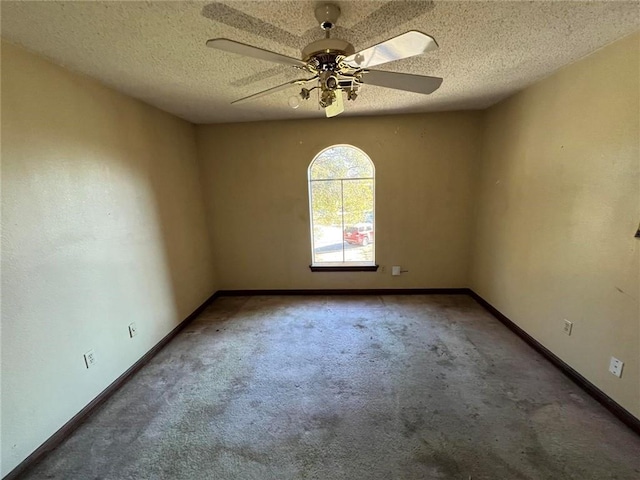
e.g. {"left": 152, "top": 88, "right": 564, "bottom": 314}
{"left": 1, "top": 41, "right": 217, "bottom": 476}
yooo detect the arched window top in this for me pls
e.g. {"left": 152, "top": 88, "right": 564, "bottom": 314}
{"left": 309, "top": 145, "right": 374, "bottom": 180}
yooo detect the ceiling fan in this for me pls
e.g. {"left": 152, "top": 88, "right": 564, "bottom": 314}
{"left": 206, "top": 3, "right": 442, "bottom": 118}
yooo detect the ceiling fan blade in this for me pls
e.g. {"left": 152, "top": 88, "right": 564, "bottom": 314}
{"left": 344, "top": 31, "right": 438, "bottom": 68}
{"left": 206, "top": 38, "right": 306, "bottom": 68}
{"left": 364, "top": 70, "right": 443, "bottom": 95}
{"left": 232, "top": 78, "right": 317, "bottom": 105}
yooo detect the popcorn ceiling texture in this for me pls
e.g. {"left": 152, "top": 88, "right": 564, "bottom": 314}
{"left": 1, "top": 1, "right": 638, "bottom": 124}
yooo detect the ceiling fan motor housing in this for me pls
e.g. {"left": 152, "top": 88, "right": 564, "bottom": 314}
{"left": 302, "top": 38, "right": 355, "bottom": 63}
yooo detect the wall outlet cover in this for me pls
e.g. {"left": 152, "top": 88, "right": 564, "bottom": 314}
{"left": 609, "top": 357, "right": 624, "bottom": 378}
{"left": 128, "top": 322, "right": 138, "bottom": 338}
{"left": 84, "top": 349, "right": 97, "bottom": 369}
{"left": 563, "top": 319, "right": 573, "bottom": 335}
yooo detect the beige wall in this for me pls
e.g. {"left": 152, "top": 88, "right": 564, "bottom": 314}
{"left": 1, "top": 42, "right": 217, "bottom": 476}
{"left": 196, "top": 112, "right": 483, "bottom": 290}
{"left": 470, "top": 33, "right": 640, "bottom": 417}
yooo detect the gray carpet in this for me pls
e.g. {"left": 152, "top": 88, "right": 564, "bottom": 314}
{"left": 21, "top": 295, "right": 640, "bottom": 479}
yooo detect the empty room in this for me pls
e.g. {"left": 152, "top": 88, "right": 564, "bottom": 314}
{"left": 1, "top": 1, "right": 639, "bottom": 479}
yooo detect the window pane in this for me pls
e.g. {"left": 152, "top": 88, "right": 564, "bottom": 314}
{"left": 308, "top": 144, "right": 375, "bottom": 267}
{"left": 342, "top": 179, "right": 374, "bottom": 263}
{"left": 310, "top": 146, "right": 373, "bottom": 180}
{"left": 310, "top": 180, "right": 344, "bottom": 264}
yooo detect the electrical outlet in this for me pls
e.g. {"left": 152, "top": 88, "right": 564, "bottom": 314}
{"left": 563, "top": 319, "right": 573, "bottom": 335}
{"left": 84, "top": 349, "right": 97, "bottom": 369}
{"left": 380, "top": 265, "right": 386, "bottom": 273}
{"left": 609, "top": 357, "right": 624, "bottom": 378}
{"left": 128, "top": 322, "right": 138, "bottom": 338}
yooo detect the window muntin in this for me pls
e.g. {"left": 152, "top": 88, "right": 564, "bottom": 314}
{"left": 308, "top": 145, "right": 375, "bottom": 267}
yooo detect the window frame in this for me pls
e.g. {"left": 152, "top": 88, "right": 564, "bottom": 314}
{"left": 307, "top": 144, "right": 378, "bottom": 272}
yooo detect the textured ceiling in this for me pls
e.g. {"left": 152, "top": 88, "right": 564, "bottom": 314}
{"left": 1, "top": 1, "right": 639, "bottom": 124}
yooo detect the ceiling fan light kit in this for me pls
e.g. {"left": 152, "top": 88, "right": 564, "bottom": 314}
{"left": 206, "top": 3, "right": 443, "bottom": 118}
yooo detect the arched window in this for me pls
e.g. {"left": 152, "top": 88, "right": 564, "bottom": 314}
{"left": 308, "top": 145, "right": 375, "bottom": 268}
